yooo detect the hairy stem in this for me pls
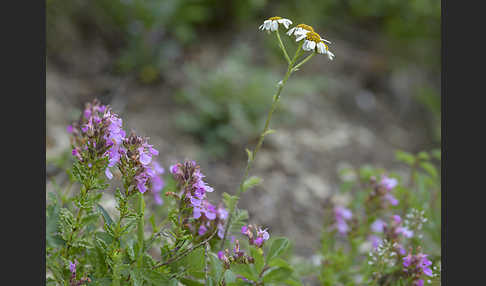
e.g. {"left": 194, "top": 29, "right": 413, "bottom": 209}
{"left": 153, "top": 229, "right": 218, "bottom": 269}
{"left": 220, "top": 42, "right": 305, "bottom": 249}
{"left": 136, "top": 192, "right": 145, "bottom": 267}
{"left": 276, "top": 30, "right": 291, "bottom": 64}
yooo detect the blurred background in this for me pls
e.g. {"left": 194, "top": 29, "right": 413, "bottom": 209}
{"left": 46, "top": 0, "right": 440, "bottom": 270}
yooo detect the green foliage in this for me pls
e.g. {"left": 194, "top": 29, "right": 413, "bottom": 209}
{"left": 242, "top": 176, "right": 263, "bottom": 193}
{"left": 174, "top": 46, "right": 284, "bottom": 157}
{"left": 318, "top": 149, "right": 441, "bottom": 285}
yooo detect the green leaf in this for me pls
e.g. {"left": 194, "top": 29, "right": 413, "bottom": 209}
{"left": 266, "top": 237, "right": 290, "bottom": 263}
{"left": 179, "top": 278, "right": 204, "bottom": 286}
{"left": 126, "top": 239, "right": 136, "bottom": 261}
{"left": 395, "top": 150, "right": 416, "bottom": 166}
{"left": 230, "top": 264, "right": 258, "bottom": 282}
{"left": 417, "top": 151, "right": 430, "bottom": 161}
{"left": 419, "top": 162, "right": 438, "bottom": 178}
{"left": 223, "top": 192, "right": 239, "bottom": 211}
{"left": 268, "top": 258, "right": 291, "bottom": 269}
{"left": 142, "top": 269, "right": 170, "bottom": 284}
{"left": 229, "top": 209, "right": 249, "bottom": 233}
{"left": 242, "top": 176, "right": 262, "bottom": 193}
{"left": 245, "top": 148, "right": 253, "bottom": 162}
{"left": 284, "top": 275, "right": 304, "bottom": 286}
{"left": 97, "top": 204, "right": 114, "bottom": 228}
{"left": 208, "top": 253, "right": 224, "bottom": 280}
{"left": 262, "top": 267, "right": 292, "bottom": 283}
{"left": 130, "top": 268, "right": 144, "bottom": 286}
{"left": 250, "top": 246, "right": 264, "bottom": 274}
{"left": 263, "top": 129, "right": 276, "bottom": 137}
{"left": 431, "top": 149, "right": 441, "bottom": 160}
{"left": 172, "top": 247, "right": 205, "bottom": 277}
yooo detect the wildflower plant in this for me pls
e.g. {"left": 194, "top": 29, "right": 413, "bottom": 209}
{"left": 46, "top": 15, "right": 440, "bottom": 286}
{"left": 317, "top": 150, "right": 441, "bottom": 285}
{"left": 47, "top": 15, "right": 336, "bottom": 286}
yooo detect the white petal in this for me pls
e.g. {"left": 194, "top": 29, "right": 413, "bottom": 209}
{"left": 278, "top": 18, "right": 292, "bottom": 29}
{"left": 327, "top": 51, "right": 335, "bottom": 60}
{"left": 287, "top": 27, "right": 295, "bottom": 36}
{"left": 259, "top": 24, "right": 264, "bottom": 30}
{"left": 321, "top": 37, "right": 332, "bottom": 44}
{"left": 308, "top": 40, "right": 316, "bottom": 50}
{"left": 302, "top": 40, "right": 311, "bottom": 51}
{"left": 295, "top": 34, "right": 306, "bottom": 42}
{"left": 317, "top": 42, "right": 325, "bottom": 54}
{"left": 271, "top": 21, "right": 278, "bottom": 31}
{"left": 263, "top": 20, "right": 272, "bottom": 30}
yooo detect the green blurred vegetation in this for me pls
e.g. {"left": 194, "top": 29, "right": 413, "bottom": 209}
{"left": 47, "top": 0, "right": 440, "bottom": 77}
{"left": 47, "top": 0, "right": 440, "bottom": 150}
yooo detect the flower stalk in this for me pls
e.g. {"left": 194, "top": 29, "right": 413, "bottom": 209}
{"left": 136, "top": 191, "right": 145, "bottom": 267}
{"left": 220, "top": 39, "right": 308, "bottom": 248}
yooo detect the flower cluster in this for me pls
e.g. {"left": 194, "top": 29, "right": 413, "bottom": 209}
{"left": 404, "top": 209, "right": 428, "bottom": 239}
{"left": 259, "top": 16, "right": 292, "bottom": 31}
{"left": 217, "top": 239, "right": 255, "bottom": 269}
{"left": 367, "top": 175, "right": 399, "bottom": 208}
{"left": 368, "top": 214, "right": 412, "bottom": 256}
{"left": 68, "top": 99, "right": 125, "bottom": 173}
{"left": 68, "top": 260, "right": 90, "bottom": 286}
{"left": 367, "top": 239, "right": 399, "bottom": 268}
{"left": 241, "top": 224, "right": 270, "bottom": 248}
{"left": 333, "top": 206, "right": 353, "bottom": 236}
{"left": 114, "top": 133, "right": 165, "bottom": 203}
{"left": 169, "top": 160, "right": 228, "bottom": 238}
{"left": 68, "top": 99, "right": 165, "bottom": 203}
{"left": 402, "top": 249, "right": 433, "bottom": 286}
{"left": 259, "top": 17, "right": 334, "bottom": 59}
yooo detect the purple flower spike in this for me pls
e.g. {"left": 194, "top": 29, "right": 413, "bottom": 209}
{"left": 105, "top": 168, "right": 113, "bottom": 180}
{"left": 218, "top": 251, "right": 225, "bottom": 260}
{"left": 371, "top": 219, "right": 385, "bottom": 233}
{"left": 198, "top": 224, "right": 208, "bottom": 236}
{"left": 254, "top": 237, "right": 264, "bottom": 247}
{"left": 69, "top": 260, "right": 77, "bottom": 274}
{"left": 241, "top": 225, "right": 248, "bottom": 234}
{"left": 381, "top": 175, "right": 398, "bottom": 190}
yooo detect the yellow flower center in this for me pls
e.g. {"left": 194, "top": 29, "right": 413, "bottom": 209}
{"left": 297, "top": 24, "right": 314, "bottom": 32}
{"left": 305, "top": 31, "right": 322, "bottom": 43}
{"left": 268, "top": 16, "right": 282, "bottom": 21}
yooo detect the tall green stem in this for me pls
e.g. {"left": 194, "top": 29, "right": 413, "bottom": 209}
{"left": 136, "top": 192, "right": 145, "bottom": 267}
{"left": 276, "top": 30, "right": 291, "bottom": 64}
{"left": 220, "top": 41, "right": 306, "bottom": 249}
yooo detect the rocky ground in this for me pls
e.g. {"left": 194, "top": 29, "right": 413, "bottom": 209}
{"left": 46, "top": 28, "right": 438, "bottom": 276}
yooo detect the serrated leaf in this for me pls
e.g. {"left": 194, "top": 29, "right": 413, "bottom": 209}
{"left": 229, "top": 209, "right": 249, "bottom": 233}
{"left": 262, "top": 267, "right": 292, "bottom": 283}
{"left": 242, "top": 176, "right": 262, "bottom": 193}
{"left": 97, "top": 204, "right": 114, "bottom": 228}
{"left": 250, "top": 246, "right": 264, "bottom": 274}
{"left": 266, "top": 237, "right": 290, "bottom": 263}
{"left": 223, "top": 192, "right": 239, "bottom": 211}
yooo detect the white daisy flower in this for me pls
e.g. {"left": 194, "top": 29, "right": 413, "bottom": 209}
{"left": 301, "top": 30, "right": 335, "bottom": 60}
{"left": 259, "top": 16, "right": 293, "bottom": 32}
{"left": 287, "top": 23, "right": 314, "bottom": 39}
